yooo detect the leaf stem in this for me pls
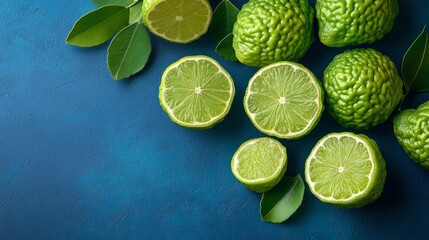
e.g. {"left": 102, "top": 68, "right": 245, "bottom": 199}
{"left": 398, "top": 25, "right": 429, "bottom": 111}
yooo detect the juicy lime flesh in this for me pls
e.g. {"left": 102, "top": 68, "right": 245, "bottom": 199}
{"left": 234, "top": 138, "right": 285, "bottom": 181}
{"left": 161, "top": 57, "right": 234, "bottom": 127}
{"left": 307, "top": 135, "right": 373, "bottom": 201}
{"left": 146, "top": 0, "right": 211, "bottom": 43}
{"left": 245, "top": 63, "right": 323, "bottom": 138}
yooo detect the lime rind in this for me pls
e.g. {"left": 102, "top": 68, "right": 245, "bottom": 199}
{"left": 231, "top": 137, "right": 287, "bottom": 193}
{"left": 143, "top": 0, "right": 212, "bottom": 43}
{"left": 305, "top": 132, "right": 386, "bottom": 208}
{"left": 159, "top": 55, "right": 235, "bottom": 129}
{"left": 244, "top": 61, "right": 324, "bottom": 139}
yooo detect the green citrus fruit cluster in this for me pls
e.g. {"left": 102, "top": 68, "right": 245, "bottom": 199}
{"left": 394, "top": 101, "right": 429, "bottom": 169}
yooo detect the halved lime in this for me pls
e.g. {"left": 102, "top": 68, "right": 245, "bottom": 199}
{"left": 231, "top": 137, "right": 287, "bottom": 193}
{"left": 159, "top": 55, "right": 235, "bottom": 129}
{"left": 244, "top": 62, "right": 324, "bottom": 139}
{"left": 305, "top": 132, "right": 387, "bottom": 208}
{"left": 142, "top": 0, "right": 212, "bottom": 43}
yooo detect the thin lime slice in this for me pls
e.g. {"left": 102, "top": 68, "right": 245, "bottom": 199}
{"left": 305, "top": 132, "right": 387, "bottom": 208}
{"left": 244, "top": 61, "right": 324, "bottom": 139}
{"left": 159, "top": 55, "right": 235, "bottom": 129}
{"left": 231, "top": 137, "right": 287, "bottom": 193}
{"left": 143, "top": 0, "right": 212, "bottom": 43}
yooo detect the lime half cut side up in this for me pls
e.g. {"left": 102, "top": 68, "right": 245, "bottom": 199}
{"left": 244, "top": 62, "right": 324, "bottom": 139}
{"left": 159, "top": 55, "right": 235, "bottom": 129}
{"left": 305, "top": 132, "right": 386, "bottom": 208}
{"left": 231, "top": 137, "right": 287, "bottom": 193}
{"left": 143, "top": 0, "right": 212, "bottom": 43}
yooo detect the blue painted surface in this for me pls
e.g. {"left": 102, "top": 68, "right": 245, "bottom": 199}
{"left": 0, "top": 0, "right": 428, "bottom": 239}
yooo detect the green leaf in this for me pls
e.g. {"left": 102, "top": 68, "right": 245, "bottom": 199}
{"left": 107, "top": 23, "right": 151, "bottom": 80}
{"left": 129, "top": 1, "right": 143, "bottom": 24}
{"left": 401, "top": 25, "right": 429, "bottom": 92}
{"left": 215, "top": 33, "right": 237, "bottom": 61}
{"left": 209, "top": 0, "right": 239, "bottom": 43}
{"left": 260, "top": 174, "right": 304, "bottom": 223}
{"left": 66, "top": 5, "right": 130, "bottom": 47}
{"left": 92, "top": 0, "right": 137, "bottom": 7}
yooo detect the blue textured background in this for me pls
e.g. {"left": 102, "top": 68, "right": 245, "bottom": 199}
{"left": 1, "top": 0, "right": 428, "bottom": 239}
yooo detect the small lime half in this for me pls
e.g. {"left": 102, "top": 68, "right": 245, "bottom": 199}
{"left": 231, "top": 137, "right": 287, "bottom": 193}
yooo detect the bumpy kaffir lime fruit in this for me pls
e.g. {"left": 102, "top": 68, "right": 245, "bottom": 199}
{"left": 323, "top": 48, "right": 403, "bottom": 130}
{"left": 316, "top": 0, "right": 399, "bottom": 47}
{"left": 232, "top": 0, "right": 314, "bottom": 67}
{"left": 393, "top": 100, "right": 429, "bottom": 170}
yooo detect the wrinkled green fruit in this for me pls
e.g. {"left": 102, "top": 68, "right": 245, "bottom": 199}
{"left": 393, "top": 101, "right": 429, "bottom": 170}
{"left": 316, "top": 0, "right": 399, "bottom": 47}
{"left": 323, "top": 48, "right": 403, "bottom": 130}
{"left": 232, "top": 0, "right": 314, "bottom": 67}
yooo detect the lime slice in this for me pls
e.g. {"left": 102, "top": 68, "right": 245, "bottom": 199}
{"left": 159, "top": 55, "right": 235, "bottom": 129}
{"left": 244, "top": 62, "right": 324, "bottom": 139}
{"left": 305, "top": 132, "right": 387, "bottom": 208}
{"left": 231, "top": 137, "right": 287, "bottom": 193}
{"left": 142, "top": 0, "right": 212, "bottom": 43}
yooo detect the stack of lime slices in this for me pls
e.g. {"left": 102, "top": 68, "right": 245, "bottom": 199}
{"left": 305, "top": 132, "right": 387, "bottom": 208}
{"left": 159, "top": 55, "right": 235, "bottom": 129}
{"left": 142, "top": 0, "right": 212, "bottom": 43}
{"left": 244, "top": 62, "right": 324, "bottom": 139}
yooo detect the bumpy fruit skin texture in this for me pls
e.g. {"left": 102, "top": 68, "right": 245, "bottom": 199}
{"left": 323, "top": 48, "right": 403, "bottom": 130}
{"left": 232, "top": 0, "right": 314, "bottom": 67}
{"left": 394, "top": 101, "right": 429, "bottom": 170}
{"left": 316, "top": 0, "right": 399, "bottom": 47}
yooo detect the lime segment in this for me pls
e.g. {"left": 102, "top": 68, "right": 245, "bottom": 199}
{"left": 231, "top": 137, "right": 287, "bottom": 193}
{"left": 305, "top": 132, "right": 386, "bottom": 208}
{"left": 244, "top": 62, "right": 324, "bottom": 139}
{"left": 143, "top": 0, "right": 212, "bottom": 43}
{"left": 159, "top": 55, "right": 235, "bottom": 129}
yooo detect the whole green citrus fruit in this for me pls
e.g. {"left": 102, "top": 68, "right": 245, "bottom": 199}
{"left": 232, "top": 0, "right": 314, "bottom": 67}
{"left": 316, "top": 0, "right": 399, "bottom": 47}
{"left": 323, "top": 48, "right": 403, "bottom": 130}
{"left": 393, "top": 100, "right": 429, "bottom": 170}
